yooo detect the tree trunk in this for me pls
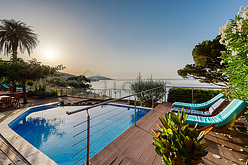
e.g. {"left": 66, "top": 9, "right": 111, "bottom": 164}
{"left": 12, "top": 81, "right": 17, "bottom": 92}
{"left": 22, "top": 79, "right": 28, "bottom": 104}
{"left": 12, "top": 49, "right": 18, "bottom": 93}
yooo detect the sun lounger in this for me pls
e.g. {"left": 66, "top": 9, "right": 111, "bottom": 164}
{"left": 185, "top": 99, "right": 248, "bottom": 127}
{"left": 171, "top": 98, "right": 227, "bottom": 116}
{"left": 172, "top": 93, "right": 226, "bottom": 110}
{"left": 1, "top": 84, "right": 10, "bottom": 91}
{"left": 8, "top": 84, "right": 23, "bottom": 90}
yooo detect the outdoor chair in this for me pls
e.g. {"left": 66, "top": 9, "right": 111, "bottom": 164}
{"left": 184, "top": 99, "right": 248, "bottom": 137}
{"left": 0, "top": 97, "right": 12, "bottom": 109}
{"left": 172, "top": 93, "right": 226, "bottom": 110}
{"left": 171, "top": 98, "right": 227, "bottom": 116}
{"left": 11, "top": 93, "right": 21, "bottom": 107}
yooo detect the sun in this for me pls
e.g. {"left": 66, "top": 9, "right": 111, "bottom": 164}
{"left": 43, "top": 49, "right": 56, "bottom": 61}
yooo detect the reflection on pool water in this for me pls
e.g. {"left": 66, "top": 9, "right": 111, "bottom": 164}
{"left": 9, "top": 104, "right": 150, "bottom": 165}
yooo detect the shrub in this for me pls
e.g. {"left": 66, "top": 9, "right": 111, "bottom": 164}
{"left": 167, "top": 87, "right": 221, "bottom": 103}
{"left": 60, "top": 100, "right": 65, "bottom": 106}
{"left": 28, "top": 90, "right": 53, "bottom": 98}
{"left": 152, "top": 112, "right": 209, "bottom": 165}
{"left": 131, "top": 75, "right": 166, "bottom": 107}
{"left": 50, "top": 88, "right": 59, "bottom": 96}
{"left": 26, "top": 80, "right": 34, "bottom": 88}
{"left": 219, "top": 6, "right": 248, "bottom": 101}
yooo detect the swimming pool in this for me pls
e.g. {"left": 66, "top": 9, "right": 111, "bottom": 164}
{"left": 9, "top": 104, "right": 151, "bottom": 165}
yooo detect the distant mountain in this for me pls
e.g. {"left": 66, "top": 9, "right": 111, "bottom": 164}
{"left": 87, "top": 76, "right": 113, "bottom": 81}
{"left": 50, "top": 72, "right": 113, "bottom": 82}
{"left": 55, "top": 72, "right": 76, "bottom": 81}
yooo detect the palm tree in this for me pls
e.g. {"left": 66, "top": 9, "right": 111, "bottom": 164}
{"left": 0, "top": 19, "right": 39, "bottom": 92}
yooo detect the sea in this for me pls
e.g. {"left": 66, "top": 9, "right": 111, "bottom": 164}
{"left": 90, "top": 78, "right": 221, "bottom": 99}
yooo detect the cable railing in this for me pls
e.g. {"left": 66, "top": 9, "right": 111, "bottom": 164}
{"left": 66, "top": 85, "right": 224, "bottom": 165}
{"left": 66, "top": 86, "right": 164, "bottom": 165}
{"left": 58, "top": 87, "right": 133, "bottom": 100}
{"left": 164, "top": 85, "right": 224, "bottom": 103}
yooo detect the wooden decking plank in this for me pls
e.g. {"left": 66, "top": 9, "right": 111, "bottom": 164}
{"left": 90, "top": 102, "right": 247, "bottom": 165}
{"left": 215, "top": 133, "right": 236, "bottom": 163}
{"left": 136, "top": 143, "right": 154, "bottom": 164}
{"left": 125, "top": 109, "right": 167, "bottom": 164}
{"left": 152, "top": 154, "right": 162, "bottom": 165}
{"left": 124, "top": 102, "right": 167, "bottom": 165}
{"left": 91, "top": 106, "right": 165, "bottom": 164}
{"left": 198, "top": 132, "right": 221, "bottom": 164}
{"left": 144, "top": 147, "right": 157, "bottom": 165}
{"left": 230, "top": 136, "right": 248, "bottom": 164}
{"left": 112, "top": 106, "right": 168, "bottom": 165}
{"left": 201, "top": 138, "right": 212, "bottom": 165}
{"left": 218, "top": 134, "right": 244, "bottom": 164}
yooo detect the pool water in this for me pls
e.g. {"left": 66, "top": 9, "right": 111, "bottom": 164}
{"left": 9, "top": 104, "right": 150, "bottom": 165}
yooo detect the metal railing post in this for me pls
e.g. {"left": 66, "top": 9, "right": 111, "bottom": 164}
{"left": 152, "top": 91, "right": 154, "bottom": 111}
{"left": 86, "top": 110, "right": 90, "bottom": 165}
{"left": 164, "top": 85, "right": 167, "bottom": 102}
{"left": 191, "top": 87, "right": 194, "bottom": 104}
{"left": 129, "top": 90, "right": 131, "bottom": 105}
{"left": 134, "top": 96, "right": 137, "bottom": 126}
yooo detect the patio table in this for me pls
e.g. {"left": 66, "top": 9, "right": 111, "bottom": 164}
{"left": 0, "top": 95, "right": 11, "bottom": 99}
{"left": 0, "top": 95, "right": 12, "bottom": 108}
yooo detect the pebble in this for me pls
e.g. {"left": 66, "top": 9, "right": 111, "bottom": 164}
{"left": 239, "top": 158, "right": 243, "bottom": 161}
{"left": 229, "top": 148, "right": 232, "bottom": 151}
{"left": 244, "top": 145, "right": 248, "bottom": 148}
{"left": 240, "top": 148, "right": 243, "bottom": 151}
{"left": 213, "top": 154, "right": 221, "bottom": 159}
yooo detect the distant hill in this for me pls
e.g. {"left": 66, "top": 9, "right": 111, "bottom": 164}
{"left": 55, "top": 72, "right": 76, "bottom": 81}
{"left": 87, "top": 76, "right": 113, "bottom": 81}
{"left": 50, "top": 72, "right": 113, "bottom": 82}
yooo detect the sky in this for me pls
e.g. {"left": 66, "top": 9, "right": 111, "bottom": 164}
{"left": 0, "top": 0, "right": 247, "bottom": 79}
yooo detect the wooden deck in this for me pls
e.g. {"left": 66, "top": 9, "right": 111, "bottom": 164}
{"left": 90, "top": 102, "right": 248, "bottom": 165}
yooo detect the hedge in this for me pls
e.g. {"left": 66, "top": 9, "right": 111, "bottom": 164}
{"left": 167, "top": 87, "right": 221, "bottom": 103}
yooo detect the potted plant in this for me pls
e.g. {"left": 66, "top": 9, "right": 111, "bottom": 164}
{"left": 152, "top": 111, "right": 209, "bottom": 165}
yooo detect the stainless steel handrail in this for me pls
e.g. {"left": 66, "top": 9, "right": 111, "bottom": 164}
{"left": 67, "top": 85, "right": 224, "bottom": 165}
{"left": 67, "top": 85, "right": 164, "bottom": 165}
{"left": 165, "top": 85, "right": 224, "bottom": 89}
{"left": 66, "top": 86, "right": 163, "bottom": 115}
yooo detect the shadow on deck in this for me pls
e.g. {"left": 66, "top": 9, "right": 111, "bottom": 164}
{"left": 90, "top": 102, "right": 248, "bottom": 165}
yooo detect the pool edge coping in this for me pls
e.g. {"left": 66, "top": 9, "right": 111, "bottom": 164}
{"left": 0, "top": 102, "right": 59, "bottom": 165}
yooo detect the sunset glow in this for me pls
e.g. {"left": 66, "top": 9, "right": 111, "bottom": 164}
{"left": 44, "top": 49, "right": 56, "bottom": 61}
{"left": 0, "top": 0, "right": 247, "bottom": 78}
